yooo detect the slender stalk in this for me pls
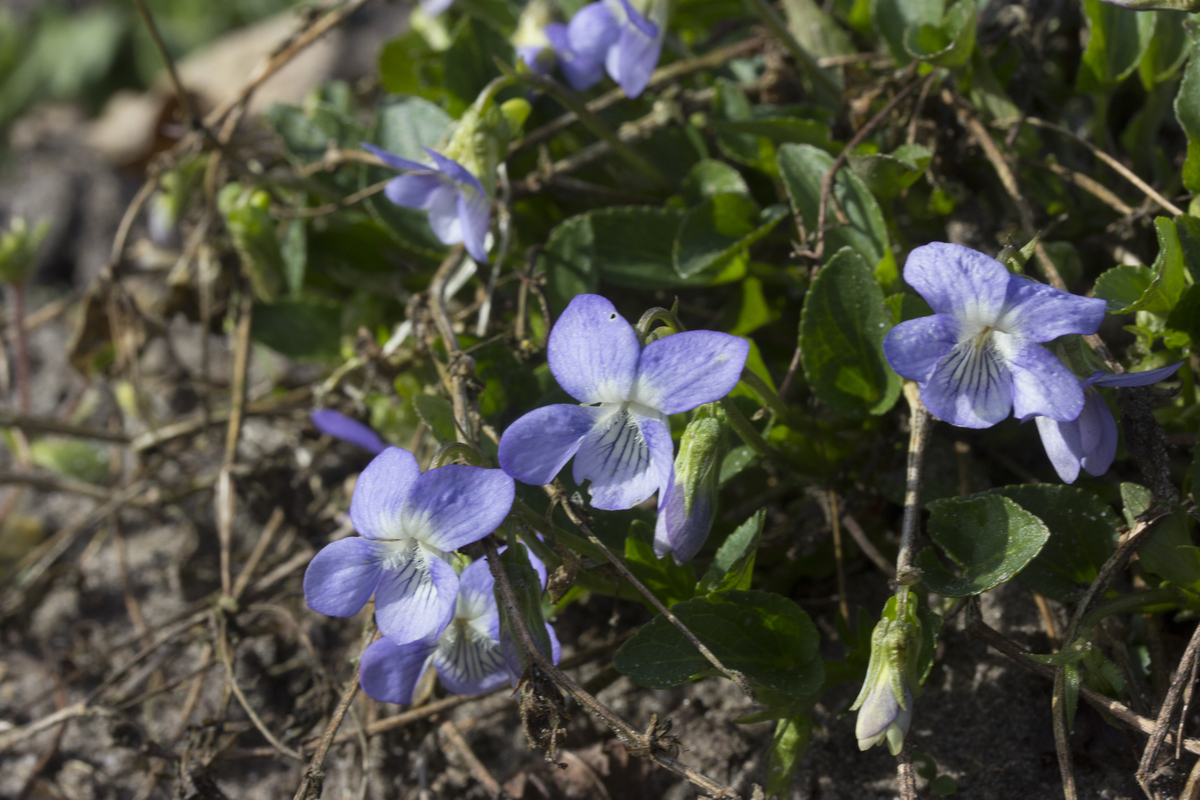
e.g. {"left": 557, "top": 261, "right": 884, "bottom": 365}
{"left": 896, "top": 383, "right": 932, "bottom": 576}
{"left": 719, "top": 396, "right": 776, "bottom": 458}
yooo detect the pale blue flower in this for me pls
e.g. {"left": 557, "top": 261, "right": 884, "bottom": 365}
{"left": 357, "top": 551, "right": 560, "bottom": 703}
{"left": 1034, "top": 364, "right": 1182, "bottom": 483}
{"left": 498, "top": 294, "right": 748, "bottom": 511}
{"left": 303, "top": 447, "right": 514, "bottom": 645}
{"left": 361, "top": 143, "right": 491, "bottom": 264}
{"left": 883, "top": 243, "right": 1107, "bottom": 429}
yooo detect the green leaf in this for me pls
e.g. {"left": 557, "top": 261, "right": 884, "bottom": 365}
{"left": 1094, "top": 263, "right": 1154, "bottom": 313}
{"left": 778, "top": 143, "right": 889, "bottom": 268}
{"left": 613, "top": 590, "right": 824, "bottom": 697}
{"left": 1140, "top": 11, "right": 1193, "bottom": 87}
{"left": 680, "top": 159, "right": 751, "bottom": 205}
{"left": 264, "top": 102, "right": 353, "bottom": 164}
{"left": 1077, "top": 0, "right": 1157, "bottom": 92}
{"left": 673, "top": 196, "right": 787, "bottom": 277}
{"left": 799, "top": 247, "right": 901, "bottom": 417}
{"left": 1180, "top": 27, "right": 1200, "bottom": 195}
{"left": 931, "top": 775, "right": 959, "bottom": 795}
{"left": 374, "top": 97, "right": 453, "bottom": 163}
{"left": 538, "top": 215, "right": 600, "bottom": 314}
{"left": 378, "top": 29, "right": 445, "bottom": 100}
{"left": 915, "top": 495, "right": 1051, "bottom": 597}
{"left": 625, "top": 521, "right": 697, "bottom": 609}
{"left": 766, "top": 713, "right": 815, "bottom": 798}
{"left": 1167, "top": 284, "right": 1200, "bottom": 342}
{"left": 1176, "top": 214, "right": 1200, "bottom": 281}
{"left": 710, "top": 81, "right": 837, "bottom": 174}
{"left": 413, "top": 394, "right": 458, "bottom": 444}
{"left": 903, "top": 1, "right": 976, "bottom": 68}
{"left": 782, "top": 0, "right": 855, "bottom": 91}
{"left": 967, "top": 48, "right": 1021, "bottom": 123}
{"left": 872, "top": 0, "right": 944, "bottom": 64}
{"left": 1137, "top": 507, "right": 1200, "bottom": 587}
{"left": 29, "top": 438, "right": 109, "bottom": 485}
{"left": 1095, "top": 218, "right": 1187, "bottom": 316}
{"left": 1121, "top": 482, "right": 1152, "bottom": 527}
{"left": 995, "top": 485, "right": 1120, "bottom": 602}
{"left": 497, "top": 542, "right": 553, "bottom": 674}
{"left": 848, "top": 144, "right": 932, "bottom": 199}
{"left": 443, "top": 17, "right": 514, "bottom": 111}
{"left": 250, "top": 298, "right": 342, "bottom": 361}
{"left": 537, "top": 207, "right": 707, "bottom": 296}
{"left": 698, "top": 510, "right": 765, "bottom": 594}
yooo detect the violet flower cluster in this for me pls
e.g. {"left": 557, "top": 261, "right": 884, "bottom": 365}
{"left": 359, "top": 549, "right": 560, "bottom": 704}
{"left": 304, "top": 447, "right": 514, "bottom": 645}
{"left": 530, "top": 0, "right": 666, "bottom": 98}
{"left": 883, "top": 242, "right": 1181, "bottom": 483}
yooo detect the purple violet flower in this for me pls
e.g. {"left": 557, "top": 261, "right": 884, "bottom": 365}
{"left": 361, "top": 143, "right": 491, "bottom": 264}
{"left": 1034, "top": 363, "right": 1182, "bottom": 483}
{"left": 546, "top": 0, "right": 662, "bottom": 97}
{"left": 358, "top": 551, "right": 560, "bottom": 704}
{"left": 497, "top": 294, "right": 748, "bottom": 511}
{"left": 310, "top": 409, "right": 387, "bottom": 454}
{"left": 883, "top": 243, "right": 1107, "bottom": 429}
{"left": 303, "top": 447, "right": 514, "bottom": 645}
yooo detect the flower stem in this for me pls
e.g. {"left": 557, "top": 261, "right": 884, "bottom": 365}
{"left": 739, "top": 368, "right": 793, "bottom": 422}
{"left": 719, "top": 397, "right": 776, "bottom": 458}
{"left": 896, "top": 383, "right": 932, "bottom": 578}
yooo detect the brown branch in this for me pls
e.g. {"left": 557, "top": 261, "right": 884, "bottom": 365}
{"left": 1138, "top": 622, "right": 1200, "bottom": 793}
{"left": 1021, "top": 158, "right": 1135, "bottom": 217}
{"left": 0, "top": 411, "right": 132, "bottom": 443}
{"left": 1024, "top": 117, "right": 1184, "bottom": 217}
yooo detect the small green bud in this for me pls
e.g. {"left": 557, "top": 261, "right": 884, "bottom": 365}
{"left": 500, "top": 98, "right": 532, "bottom": 135}
{"left": 654, "top": 403, "right": 730, "bottom": 563}
{"left": 0, "top": 217, "right": 50, "bottom": 286}
{"left": 218, "top": 182, "right": 285, "bottom": 302}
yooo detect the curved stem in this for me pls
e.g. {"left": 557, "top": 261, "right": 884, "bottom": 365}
{"left": 719, "top": 397, "right": 776, "bottom": 459}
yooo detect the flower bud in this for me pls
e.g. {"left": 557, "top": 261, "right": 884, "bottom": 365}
{"left": 851, "top": 593, "right": 925, "bottom": 755}
{"left": 653, "top": 403, "right": 729, "bottom": 564}
{"left": 217, "top": 183, "right": 285, "bottom": 302}
{"left": 0, "top": 217, "right": 50, "bottom": 286}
